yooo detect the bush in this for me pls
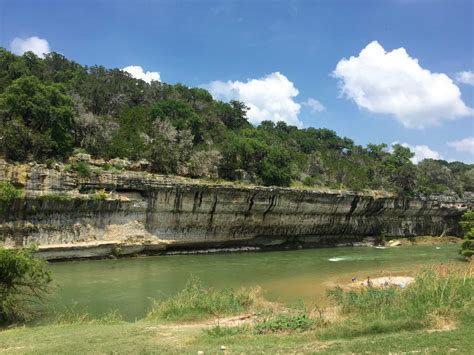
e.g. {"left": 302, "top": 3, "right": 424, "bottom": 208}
{"left": 92, "top": 189, "right": 108, "bottom": 201}
{"left": 0, "top": 181, "right": 22, "bottom": 204}
{"left": 0, "top": 246, "right": 52, "bottom": 323}
{"left": 146, "top": 276, "right": 254, "bottom": 322}
{"left": 0, "top": 181, "right": 23, "bottom": 214}
{"left": 64, "top": 161, "right": 91, "bottom": 177}
{"left": 460, "top": 211, "right": 474, "bottom": 259}
{"left": 254, "top": 313, "right": 322, "bottom": 334}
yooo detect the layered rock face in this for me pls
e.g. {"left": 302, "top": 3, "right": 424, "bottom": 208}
{"left": 0, "top": 160, "right": 470, "bottom": 259}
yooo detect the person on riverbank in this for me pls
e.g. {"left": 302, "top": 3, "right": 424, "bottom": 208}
{"left": 367, "top": 276, "right": 373, "bottom": 287}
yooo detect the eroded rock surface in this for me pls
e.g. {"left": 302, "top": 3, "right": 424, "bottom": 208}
{"left": 0, "top": 160, "right": 471, "bottom": 259}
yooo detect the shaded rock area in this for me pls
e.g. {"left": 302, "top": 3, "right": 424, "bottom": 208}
{"left": 0, "top": 160, "right": 471, "bottom": 260}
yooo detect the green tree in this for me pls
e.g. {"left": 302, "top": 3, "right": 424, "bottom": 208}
{"left": 459, "top": 211, "right": 474, "bottom": 260}
{"left": 0, "top": 75, "right": 75, "bottom": 160}
{"left": 384, "top": 144, "right": 416, "bottom": 195}
{"left": 0, "top": 247, "right": 52, "bottom": 323}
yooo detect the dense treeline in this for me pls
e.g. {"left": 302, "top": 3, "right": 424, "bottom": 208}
{"left": 0, "top": 48, "right": 472, "bottom": 195}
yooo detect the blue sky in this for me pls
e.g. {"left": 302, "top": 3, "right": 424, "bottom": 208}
{"left": 1, "top": 0, "right": 473, "bottom": 163}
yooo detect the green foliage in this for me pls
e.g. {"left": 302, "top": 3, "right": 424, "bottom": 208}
{"left": 50, "top": 309, "right": 123, "bottom": 325}
{"left": 326, "top": 266, "right": 473, "bottom": 327}
{"left": 92, "top": 189, "right": 108, "bottom": 201}
{"left": 0, "top": 181, "right": 22, "bottom": 204}
{"left": 0, "top": 75, "right": 75, "bottom": 160}
{"left": 254, "top": 313, "right": 322, "bottom": 334}
{"left": 146, "top": 276, "right": 254, "bottom": 322}
{"left": 460, "top": 211, "right": 474, "bottom": 258}
{"left": 0, "top": 246, "right": 52, "bottom": 323}
{"left": 0, "top": 48, "right": 472, "bottom": 192}
{"left": 0, "top": 181, "right": 22, "bottom": 214}
{"left": 65, "top": 161, "right": 91, "bottom": 177}
{"left": 37, "top": 194, "right": 73, "bottom": 202}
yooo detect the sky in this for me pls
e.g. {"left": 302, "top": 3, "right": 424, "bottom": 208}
{"left": 0, "top": 0, "right": 473, "bottom": 163}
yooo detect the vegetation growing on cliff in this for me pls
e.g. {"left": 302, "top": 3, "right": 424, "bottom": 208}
{"left": 0, "top": 182, "right": 23, "bottom": 215}
{"left": 460, "top": 211, "right": 474, "bottom": 260}
{"left": 0, "top": 48, "right": 473, "bottom": 195}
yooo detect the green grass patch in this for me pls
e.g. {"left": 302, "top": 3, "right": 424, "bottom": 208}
{"left": 254, "top": 312, "right": 324, "bottom": 334}
{"left": 36, "top": 194, "right": 74, "bottom": 202}
{"left": 324, "top": 264, "right": 473, "bottom": 338}
{"left": 146, "top": 276, "right": 255, "bottom": 322}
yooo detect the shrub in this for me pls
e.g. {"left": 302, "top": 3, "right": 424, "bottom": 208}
{"left": 0, "top": 181, "right": 23, "bottom": 214}
{"left": 460, "top": 211, "right": 474, "bottom": 259}
{"left": 0, "top": 181, "right": 22, "bottom": 204}
{"left": 0, "top": 246, "right": 52, "bottom": 323}
{"left": 254, "top": 313, "right": 322, "bottom": 334}
{"left": 146, "top": 276, "right": 254, "bottom": 322}
{"left": 92, "top": 189, "right": 108, "bottom": 201}
{"left": 64, "top": 161, "right": 91, "bottom": 177}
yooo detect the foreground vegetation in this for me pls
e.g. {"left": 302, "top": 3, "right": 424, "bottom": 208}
{"left": 0, "top": 247, "right": 51, "bottom": 324}
{"left": 460, "top": 211, "right": 474, "bottom": 260}
{"left": 0, "top": 263, "right": 472, "bottom": 353}
{"left": 1, "top": 48, "right": 473, "bottom": 194}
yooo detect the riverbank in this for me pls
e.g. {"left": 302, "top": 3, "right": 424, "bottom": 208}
{"left": 1, "top": 264, "right": 472, "bottom": 354}
{"left": 30, "top": 234, "right": 461, "bottom": 262}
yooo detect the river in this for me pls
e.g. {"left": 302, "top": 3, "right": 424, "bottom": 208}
{"left": 46, "top": 244, "right": 463, "bottom": 321}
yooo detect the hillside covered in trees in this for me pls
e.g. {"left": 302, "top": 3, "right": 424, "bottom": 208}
{"left": 0, "top": 48, "right": 472, "bottom": 196}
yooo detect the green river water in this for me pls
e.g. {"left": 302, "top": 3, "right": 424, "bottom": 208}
{"left": 46, "top": 244, "right": 463, "bottom": 321}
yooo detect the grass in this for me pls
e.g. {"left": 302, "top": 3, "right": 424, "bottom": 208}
{"left": 146, "top": 276, "right": 255, "bottom": 322}
{"left": 36, "top": 194, "right": 74, "bottom": 202}
{"left": 326, "top": 264, "right": 472, "bottom": 327}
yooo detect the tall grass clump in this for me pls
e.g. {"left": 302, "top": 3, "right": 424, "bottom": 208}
{"left": 49, "top": 308, "right": 123, "bottom": 325}
{"left": 325, "top": 265, "right": 472, "bottom": 337}
{"left": 146, "top": 276, "right": 255, "bottom": 322}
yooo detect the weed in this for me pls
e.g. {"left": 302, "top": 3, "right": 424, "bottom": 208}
{"left": 92, "top": 189, "right": 108, "bottom": 201}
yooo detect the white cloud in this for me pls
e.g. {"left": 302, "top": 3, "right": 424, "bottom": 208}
{"left": 303, "top": 98, "right": 325, "bottom": 113}
{"left": 456, "top": 71, "right": 474, "bottom": 86}
{"left": 122, "top": 65, "right": 160, "bottom": 83}
{"left": 333, "top": 41, "right": 472, "bottom": 129}
{"left": 206, "top": 72, "right": 302, "bottom": 127}
{"left": 10, "top": 36, "right": 50, "bottom": 58}
{"left": 448, "top": 137, "right": 474, "bottom": 155}
{"left": 392, "top": 142, "right": 442, "bottom": 164}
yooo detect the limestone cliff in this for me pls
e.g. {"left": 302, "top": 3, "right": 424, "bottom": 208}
{"left": 0, "top": 160, "right": 470, "bottom": 259}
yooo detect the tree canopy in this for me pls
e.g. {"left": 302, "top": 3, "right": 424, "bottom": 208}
{"left": 0, "top": 48, "right": 472, "bottom": 195}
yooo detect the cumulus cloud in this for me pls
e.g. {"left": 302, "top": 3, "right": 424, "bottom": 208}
{"left": 392, "top": 142, "right": 442, "bottom": 164}
{"left": 333, "top": 41, "right": 472, "bottom": 129}
{"left": 303, "top": 98, "right": 325, "bottom": 113}
{"left": 448, "top": 137, "right": 474, "bottom": 155}
{"left": 206, "top": 72, "right": 302, "bottom": 127}
{"left": 456, "top": 71, "right": 474, "bottom": 86}
{"left": 122, "top": 65, "right": 160, "bottom": 83}
{"left": 10, "top": 36, "right": 50, "bottom": 58}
